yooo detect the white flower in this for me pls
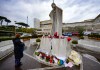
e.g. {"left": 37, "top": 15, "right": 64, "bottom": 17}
{"left": 69, "top": 50, "right": 82, "bottom": 65}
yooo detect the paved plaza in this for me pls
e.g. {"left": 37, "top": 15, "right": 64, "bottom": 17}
{"left": 0, "top": 0, "right": 100, "bottom": 70}
{"left": 0, "top": 38, "right": 100, "bottom": 70}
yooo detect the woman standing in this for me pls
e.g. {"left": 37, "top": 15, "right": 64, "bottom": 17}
{"left": 13, "top": 34, "right": 24, "bottom": 67}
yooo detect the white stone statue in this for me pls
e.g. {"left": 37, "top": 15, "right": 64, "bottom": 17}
{"left": 49, "top": 3, "right": 63, "bottom": 36}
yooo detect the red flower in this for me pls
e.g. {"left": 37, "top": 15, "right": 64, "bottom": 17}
{"left": 50, "top": 59, "right": 53, "bottom": 63}
{"left": 54, "top": 32, "right": 59, "bottom": 38}
{"left": 67, "top": 37, "right": 71, "bottom": 42}
{"left": 48, "top": 35, "right": 52, "bottom": 38}
{"left": 47, "top": 55, "right": 50, "bottom": 58}
{"left": 40, "top": 52, "right": 46, "bottom": 57}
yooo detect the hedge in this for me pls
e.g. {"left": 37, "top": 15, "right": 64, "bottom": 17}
{"left": 88, "top": 34, "right": 100, "bottom": 38}
{"left": 79, "top": 36, "right": 84, "bottom": 39}
{"left": 36, "top": 38, "right": 41, "bottom": 42}
{"left": 0, "top": 36, "right": 32, "bottom": 41}
{"left": 72, "top": 40, "right": 78, "bottom": 44}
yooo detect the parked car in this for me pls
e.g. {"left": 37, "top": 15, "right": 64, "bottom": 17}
{"left": 21, "top": 33, "right": 32, "bottom": 37}
{"left": 83, "top": 31, "right": 91, "bottom": 35}
{"left": 63, "top": 32, "right": 72, "bottom": 36}
{"left": 72, "top": 32, "right": 79, "bottom": 36}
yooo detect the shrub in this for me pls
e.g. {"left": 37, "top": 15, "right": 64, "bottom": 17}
{"left": 72, "top": 40, "right": 78, "bottom": 44}
{"left": 79, "top": 32, "right": 84, "bottom": 36}
{"left": 37, "top": 34, "right": 43, "bottom": 37}
{"left": 32, "top": 34, "right": 38, "bottom": 38}
{"left": 36, "top": 38, "right": 41, "bottom": 42}
{"left": 32, "top": 34, "right": 43, "bottom": 38}
{"left": 95, "top": 34, "right": 100, "bottom": 38}
{"left": 0, "top": 36, "right": 32, "bottom": 41}
{"left": 0, "top": 37, "right": 14, "bottom": 41}
{"left": 79, "top": 36, "right": 84, "bottom": 39}
{"left": 88, "top": 34, "right": 91, "bottom": 37}
{"left": 88, "top": 33, "right": 100, "bottom": 38}
{"left": 98, "top": 35, "right": 100, "bottom": 38}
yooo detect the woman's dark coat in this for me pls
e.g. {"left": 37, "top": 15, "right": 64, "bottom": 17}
{"left": 13, "top": 38, "right": 24, "bottom": 59}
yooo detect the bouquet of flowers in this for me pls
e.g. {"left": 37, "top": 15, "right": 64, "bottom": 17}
{"left": 68, "top": 50, "right": 82, "bottom": 65}
{"left": 45, "top": 55, "right": 50, "bottom": 62}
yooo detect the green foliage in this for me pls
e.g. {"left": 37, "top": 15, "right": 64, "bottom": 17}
{"left": 32, "top": 34, "right": 38, "bottom": 38}
{"left": 72, "top": 40, "right": 78, "bottom": 44}
{"left": 0, "top": 36, "right": 32, "bottom": 41}
{"left": 16, "top": 28, "right": 36, "bottom": 34}
{"left": 46, "top": 56, "right": 50, "bottom": 62}
{"left": 0, "top": 16, "right": 11, "bottom": 26}
{"left": 16, "top": 27, "right": 22, "bottom": 32}
{"left": 37, "top": 34, "right": 43, "bottom": 37}
{"left": 79, "top": 32, "right": 84, "bottom": 36}
{"left": 79, "top": 36, "right": 84, "bottom": 39}
{"left": 5, "top": 18, "right": 11, "bottom": 25}
{"left": 88, "top": 33, "right": 100, "bottom": 38}
{"left": 35, "top": 52, "right": 40, "bottom": 56}
{"left": 75, "top": 26, "right": 85, "bottom": 36}
{"left": 15, "top": 22, "right": 29, "bottom": 27}
{"left": 26, "top": 28, "right": 33, "bottom": 33}
{"left": 0, "top": 37, "right": 14, "bottom": 41}
{"left": 62, "top": 29, "right": 64, "bottom": 33}
{"left": 0, "top": 26, "right": 15, "bottom": 31}
{"left": 36, "top": 38, "right": 41, "bottom": 42}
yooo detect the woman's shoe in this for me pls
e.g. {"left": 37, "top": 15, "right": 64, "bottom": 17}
{"left": 15, "top": 63, "right": 22, "bottom": 67}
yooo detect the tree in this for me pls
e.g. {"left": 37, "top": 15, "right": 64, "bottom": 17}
{"left": 15, "top": 22, "right": 29, "bottom": 28}
{"left": 5, "top": 18, "right": 11, "bottom": 25}
{"left": 26, "top": 28, "right": 33, "bottom": 33}
{"left": 0, "top": 16, "right": 7, "bottom": 26}
{"left": 75, "top": 26, "right": 85, "bottom": 36}
{"left": 32, "top": 28, "right": 37, "bottom": 38}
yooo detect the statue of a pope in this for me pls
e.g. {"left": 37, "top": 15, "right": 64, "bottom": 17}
{"left": 49, "top": 3, "right": 63, "bottom": 36}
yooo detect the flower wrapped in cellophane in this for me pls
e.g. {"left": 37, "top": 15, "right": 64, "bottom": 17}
{"left": 68, "top": 50, "right": 82, "bottom": 65}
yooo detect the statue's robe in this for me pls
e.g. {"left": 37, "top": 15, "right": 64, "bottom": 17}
{"left": 49, "top": 6, "right": 62, "bottom": 36}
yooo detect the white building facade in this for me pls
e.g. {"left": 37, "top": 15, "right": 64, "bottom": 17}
{"left": 34, "top": 14, "right": 100, "bottom": 35}
{"left": 63, "top": 14, "right": 100, "bottom": 32}
{"left": 34, "top": 20, "right": 52, "bottom": 35}
{"left": 34, "top": 18, "right": 40, "bottom": 29}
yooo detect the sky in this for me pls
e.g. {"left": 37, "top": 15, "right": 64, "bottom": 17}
{"left": 0, "top": 0, "right": 100, "bottom": 27}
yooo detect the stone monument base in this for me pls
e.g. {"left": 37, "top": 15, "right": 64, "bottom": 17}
{"left": 34, "top": 37, "right": 82, "bottom": 67}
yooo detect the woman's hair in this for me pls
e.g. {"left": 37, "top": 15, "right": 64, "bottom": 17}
{"left": 15, "top": 33, "right": 20, "bottom": 38}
